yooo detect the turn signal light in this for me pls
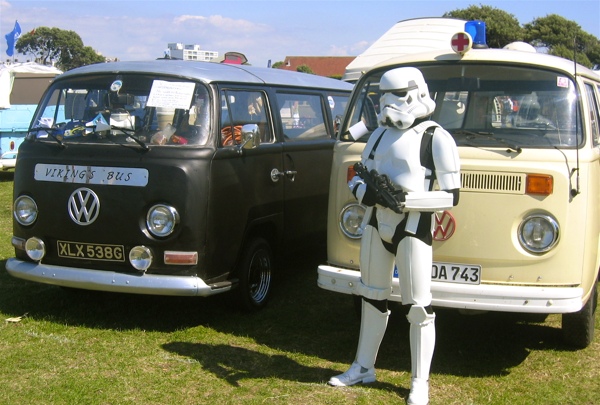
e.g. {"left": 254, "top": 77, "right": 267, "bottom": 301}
{"left": 526, "top": 174, "right": 553, "bottom": 195}
{"left": 164, "top": 251, "right": 198, "bottom": 265}
{"left": 347, "top": 164, "right": 357, "bottom": 183}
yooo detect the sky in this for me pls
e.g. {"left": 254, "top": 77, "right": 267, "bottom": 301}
{"left": 1, "top": 0, "right": 599, "bottom": 68}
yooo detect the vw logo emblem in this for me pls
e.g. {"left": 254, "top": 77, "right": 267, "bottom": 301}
{"left": 433, "top": 211, "right": 456, "bottom": 241}
{"left": 68, "top": 188, "right": 100, "bottom": 225}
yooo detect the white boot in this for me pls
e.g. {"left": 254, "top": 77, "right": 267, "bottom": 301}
{"left": 328, "top": 361, "right": 376, "bottom": 387}
{"left": 406, "top": 306, "right": 436, "bottom": 405}
{"left": 328, "top": 300, "right": 389, "bottom": 386}
{"left": 407, "top": 377, "right": 429, "bottom": 405}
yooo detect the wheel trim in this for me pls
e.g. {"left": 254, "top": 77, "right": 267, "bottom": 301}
{"left": 248, "top": 249, "right": 272, "bottom": 303}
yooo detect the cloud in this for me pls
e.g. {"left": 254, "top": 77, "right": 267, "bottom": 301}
{"left": 165, "top": 13, "right": 280, "bottom": 65}
{"left": 327, "top": 45, "right": 350, "bottom": 57}
{"left": 351, "top": 40, "right": 371, "bottom": 53}
{"left": 326, "top": 40, "right": 371, "bottom": 57}
{"left": 0, "top": 2, "right": 357, "bottom": 67}
{"left": 173, "top": 14, "right": 270, "bottom": 34}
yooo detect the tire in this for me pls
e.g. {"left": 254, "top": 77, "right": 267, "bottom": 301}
{"left": 237, "top": 237, "right": 273, "bottom": 311}
{"left": 562, "top": 278, "right": 598, "bottom": 349}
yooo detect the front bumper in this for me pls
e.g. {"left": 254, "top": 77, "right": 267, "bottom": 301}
{"left": 318, "top": 265, "right": 583, "bottom": 314}
{"left": 6, "top": 258, "right": 231, "bottom": 297}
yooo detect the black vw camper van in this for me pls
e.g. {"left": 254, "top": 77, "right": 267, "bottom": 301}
{"left": 7, "top": 60, "right": 352, "bottom": 310}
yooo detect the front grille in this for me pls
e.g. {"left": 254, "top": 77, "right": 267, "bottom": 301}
{"left": 461, "top": 171, "right": 525, "bottom": 194}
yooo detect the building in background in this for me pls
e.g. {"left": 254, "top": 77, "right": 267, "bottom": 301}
{"left": 165, "top": 43, "right": 219, "bottom": 61}
{"left": 277, "top": 56, "right": 356, "bottom": 78}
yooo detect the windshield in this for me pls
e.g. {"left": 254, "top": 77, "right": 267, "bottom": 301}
{"left": 344, "top": 64, "right": 581, "bottom": 149}
{"left": 29, "top": 73, "right": 211, "bottom": 147}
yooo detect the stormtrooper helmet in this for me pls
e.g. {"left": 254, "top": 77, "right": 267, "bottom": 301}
{"left": 378, "top": 67, "right": 436, "bottom": 129}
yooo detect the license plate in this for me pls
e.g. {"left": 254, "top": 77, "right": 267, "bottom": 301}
{"left": 394, "top": 262, "right": 481, "bottom": 285}
{"left": 57, "top": 240, "right": 125, "bottom": 262}
{"left": 431, "top": 262, "right": 481, "bottom": 285}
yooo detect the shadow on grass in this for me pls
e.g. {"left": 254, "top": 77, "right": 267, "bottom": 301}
{"left": 0, "top": 259, "right": 239, "bottom": 331}
{"left": 0, "top": 253, "right": 576, "bottom": 381}
{"left": 161, "top": 341, "right": 397, "bottom": 390}
{"left": 162, "top": 341, "right": 331, "bottom": 386}
{"left": 0, "top": 171, "right": 14, "bottom": 182}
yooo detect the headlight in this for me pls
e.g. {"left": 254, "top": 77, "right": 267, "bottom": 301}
{"left": 14, "top": 195, "right": 38, "bottom": 226}
{"left": 339, "top": 203, "right": 366, "bottom": 239}
{"left": 25, "top": 237, "right": 46, "bottom": 261}
{"left": 146, "top": 204, "right": 179, "bottom": 237}
{"left": 129, "top": 245, "right": 153, "bottom": 272}
{"left": 518, "top": 214, "right": 559, "bottom": 253}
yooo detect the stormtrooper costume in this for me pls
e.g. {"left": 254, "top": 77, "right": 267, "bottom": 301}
{"left": 328, "top": 67, "right": 461, "bottom": 405}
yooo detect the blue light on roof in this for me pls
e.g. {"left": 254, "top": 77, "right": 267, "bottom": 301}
{"left": 465, "top": 20, "right": 488, "bottom": 49}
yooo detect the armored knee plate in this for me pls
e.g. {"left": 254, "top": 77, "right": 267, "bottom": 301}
{"left": 406, "top": 305, "right": 435, "bottom": 325}
{"left": 357, "top": 278, "right": 392, "bottom": 301}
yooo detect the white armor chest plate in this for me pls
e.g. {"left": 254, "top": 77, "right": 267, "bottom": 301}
{"left": 371, "top": 127, "right": 425, "bottom": 193}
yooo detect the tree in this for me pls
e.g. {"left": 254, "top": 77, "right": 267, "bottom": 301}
{"left": 296, "top": 64, "right": 314, "bottom": 74}
{"left": 524, "top": 14, "right": 600, "bottom": 68}
{"left": 443, "top": 5, "right": 523, "bottom": 48}
{"left": 16, "top": 26, "right": 105, "bottom": 70}
{"left": 60, "top": 45, "right": 105, "bottom": 71}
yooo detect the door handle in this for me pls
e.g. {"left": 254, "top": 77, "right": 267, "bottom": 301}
{"left": 284, "top": 170, "right": 297, "bottom": 182}
{"left": 271, "top": 168, "right": 297, "bottom": 182}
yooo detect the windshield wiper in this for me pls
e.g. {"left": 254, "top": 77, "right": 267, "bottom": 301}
{"left": 28, "top": 127, "right": 66, "bottom": 148}
{"left": 109, "top": 126, "right": 149, "bottom": 151}
{"left": 452, "top": 129, "right": 522, "bottom": 153}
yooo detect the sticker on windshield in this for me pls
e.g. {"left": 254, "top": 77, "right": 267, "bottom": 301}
{"left": 147, "top": 80, "right": 195, "bottom": 110}
{"left": 557, "top": 76, "right": 569, "bottom": 88}
{"left": 110, "top": 80, "right": 123, "bottom": 92}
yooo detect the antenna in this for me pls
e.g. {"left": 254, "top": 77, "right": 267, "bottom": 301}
{"left": 571, "top": 35, "right": 581, "bottom": 198}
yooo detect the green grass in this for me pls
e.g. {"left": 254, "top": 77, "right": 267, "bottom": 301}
{"left": 0, "top": 171, "right": 598, "bottom": 404}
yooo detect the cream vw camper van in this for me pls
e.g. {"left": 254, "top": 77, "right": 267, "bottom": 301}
{"left": 318, "top": 20, "right": 599, "bottom": 348}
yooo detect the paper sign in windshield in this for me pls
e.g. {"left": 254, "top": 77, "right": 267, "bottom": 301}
{"left": 147, "top": 80, "right": 195, "bottom": 110}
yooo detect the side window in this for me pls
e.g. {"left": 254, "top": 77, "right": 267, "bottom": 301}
{"left": 329, "top": 94, "right": 350, "bottom": 133}
{"left": 589, "top": 83, "right": 600, "bottom": 146}
{"left": 276, "top": 92, "right": 328, "bottom": 141}
{"left": 220, "top": 90, "right": 272, "bottom": 146}
{"left": 344, "top": 76, "right": 380, "bottom": 141}
{"left": 329, "top": 94, "right": 349, "bottom": 119}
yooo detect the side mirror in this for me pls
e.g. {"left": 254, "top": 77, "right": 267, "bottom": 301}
{"left": 237, "top": 124, "right": 261, "bottom": 154}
